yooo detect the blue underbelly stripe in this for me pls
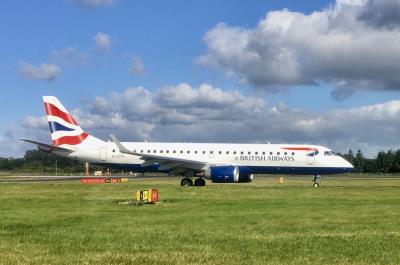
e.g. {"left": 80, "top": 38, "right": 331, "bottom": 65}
{"left": 92, "top": 163, "right": 353, "bottom": 175}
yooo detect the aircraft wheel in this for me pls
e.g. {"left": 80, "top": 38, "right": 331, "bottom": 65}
{"left": 181, "top": 178, "right": 193, "bottom": 187}
{"left": 313, "top": 182, "right": 319, "bottom": 188}
{"left": 194, "top": 178, "right": 206, "bottom": 187}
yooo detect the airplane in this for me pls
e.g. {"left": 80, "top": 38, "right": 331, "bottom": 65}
{"left": 21, "top": 96, "right": 354, "bottom": 187}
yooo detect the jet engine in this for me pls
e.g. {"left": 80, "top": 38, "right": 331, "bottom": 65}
{"left": 206, "top": 166, "right": 254, "bottom": 183}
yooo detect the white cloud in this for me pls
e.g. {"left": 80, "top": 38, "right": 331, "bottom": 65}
{"left": 94, "top": 32, "right": 112, "bottom": 52}
{"left": 19, "top": 62, "right": 61, "bottom": 81}
{"left": 68, "top": 0, "right": 114, "bottom": 8}
{"left": 0, "top": 116, "right": 49, "bottom": 158}
{"left": 130, "top": 56, "right": 145, "bottom": 76}
{"left": 64, "top": 83, "right": 400, "bottom": 152}
{"left": 358, "top": 0, "right": 400, "bottom": 29}
{"left": 4, "top": 83, "right": 400, "bottom": 158}
{"left": 81, "top": 85, "right": 400, "bottom": 157}
{"left": 49, "top": 47, "right": 88, "bottom": 66}
{"left": 197, "top": 0, "right": 400, "bottom": 100}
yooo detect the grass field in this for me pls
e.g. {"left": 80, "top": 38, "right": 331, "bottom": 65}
{"left": 0, "top": 177, "right": 400, "bottom": 265}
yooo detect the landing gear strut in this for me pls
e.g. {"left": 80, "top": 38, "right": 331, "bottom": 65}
{"left": 312, "top": 174, "right": 321, "bottom": 188}
{"left": 180, "top": 178, "right": 193, "bottom": 187}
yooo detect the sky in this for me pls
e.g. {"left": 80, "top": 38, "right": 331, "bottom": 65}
{"left": 1, "top": 0, "right": 400, "bottom": 158}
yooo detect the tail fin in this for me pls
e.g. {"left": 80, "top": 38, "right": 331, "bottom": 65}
{"left": 43, "top": 96, "right": 103, "bottom": 147}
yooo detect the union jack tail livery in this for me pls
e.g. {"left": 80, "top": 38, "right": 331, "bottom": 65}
{"left": 43, "top": 96, "right": 103, "bottom": 147}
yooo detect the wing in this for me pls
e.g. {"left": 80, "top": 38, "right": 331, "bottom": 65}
{"left": 110, "top": 134, "right": 208, "bottom": 175}
{"left": 20, "top": 139, "right": 73, "bottom": 153}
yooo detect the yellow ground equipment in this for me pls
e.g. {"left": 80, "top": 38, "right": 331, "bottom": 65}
{"left": 136, "top": 188, "right": 159, "bottom": 205}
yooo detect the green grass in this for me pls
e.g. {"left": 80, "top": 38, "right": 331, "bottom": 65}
{"left": 0, "top": 177, "right": 400, "bottom": 265}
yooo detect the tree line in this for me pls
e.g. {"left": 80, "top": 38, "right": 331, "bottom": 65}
{"left": 1, "top": 149, "right": 400, "bottom": 174}
{"left": 0, "top": 150, "right": 84, "bottom": 174}
{"left": 340, "top": 149, "right": 400, "bottom": 174}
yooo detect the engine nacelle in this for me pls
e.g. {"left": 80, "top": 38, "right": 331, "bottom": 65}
{"left": 208, "top": 166, "right": 239, "bottom": 183}
{"left": 207, "top": 166, "right": 254, "bottom": 183}
{"left": 238, "top": 167, "right": 254, "bottom": 183}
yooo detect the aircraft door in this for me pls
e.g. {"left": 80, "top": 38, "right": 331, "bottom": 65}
{"left": 307, "top": 154, "right": 315, "bottom": 165}
{"left": 99, "top": 147, "right": 107, "bottom": 161}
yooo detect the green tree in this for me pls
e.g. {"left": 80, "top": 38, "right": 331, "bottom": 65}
{"left": 376, "top": 150, "right": 395, "bottom": 173}
{"left": 390, "top": 150, "right": 400, "bottom": 173}
{"left": 363, "top": 158, "right": 377, "bottom": 173}
{"left": 342, "top": 149, "right": 355, "bottom": 165}
{"left": 354, "top": 150, "right": 365, "bottom": 173}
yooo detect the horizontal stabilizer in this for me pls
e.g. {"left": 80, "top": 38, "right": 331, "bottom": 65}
{"left": 20, "top": 138, "right": 73, "bottom": 153}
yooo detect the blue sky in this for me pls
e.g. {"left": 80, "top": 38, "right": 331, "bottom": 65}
{"left": 2, "top": 0, "right": 400, "bottom": 157}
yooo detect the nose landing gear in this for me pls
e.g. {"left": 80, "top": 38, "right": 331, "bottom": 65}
{"left": 312, "top": 174, "right": 321, "bottom": 188}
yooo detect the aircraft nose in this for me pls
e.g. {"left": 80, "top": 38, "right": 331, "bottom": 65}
{"left": 341, "top": 158, "right": 354, "bottom": 172}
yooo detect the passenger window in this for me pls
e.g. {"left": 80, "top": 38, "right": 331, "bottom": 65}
{"left": 166, "top": 150, "right": 169, "bottom": 153}
{"left": 173, "top": 150, "right": 176, "bottom": 154}
{"left": 241, "top": 151, "right": 244, "bottom": 155}
{"left": 195, "top": 151, "right": 198, "bottom": 154}
{"left": 140, "top": 150, "right": 143, "bottom": 153}
{"left": 160, "top": 150, "right": 163, "bottom": 154}
{"left": 187, "top": 151, "right": 190, "bottom": 154}
{"left": 255, "top": 152, "right": 258, "bottom": 155}
{"left": 262, "top": 152, "right": 265, "bottom": 155}
{"left": 226, "top": 151, "right": 229, "bottom": 154}
{"left": 233, "top": 151, "right": 237, "bottom": 155}
{"left": 112, "top": 149, "right": 115, "bottom": 153}
{"left": 202, "top": 151, "right": 206, "bottom": 154}
{"left": 153, "top": 150, "right": 156, "bottom": 153}
{"left": 147, "top": 150, "right": 150, "bottom": 153}
{"left": 292, "top": 152, "right": 295, "bottom": 156}
{"left": 248, "top": 151, "right": 251, "bottom": 155}
{"left": 210, "top": 151, "right": 214, "bottom": 154}
{"left": 277, "top": 152, "right": 280, "bottom": 155}
{"left": 180, "top": 150, "right": 183, "bottom": 154}
{"left": 270, "top": 152, "right": 273, "bottom": 155}
{"left": 284, "top": 152, "right": 287, "bottom": 155}
{"left": 219, "top": 151, "right": 222, "bottom": 154}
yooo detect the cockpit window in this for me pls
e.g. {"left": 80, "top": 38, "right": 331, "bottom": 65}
{"left": 324, "top": 151, "right": 332, "bottom": 156}
{"left": 307, "top": 150, "right": 319, "bottom": 157}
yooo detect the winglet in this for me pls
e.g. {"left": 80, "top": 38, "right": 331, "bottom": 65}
{"left": 110, "top": 134, "right": 135, "bottom": 155}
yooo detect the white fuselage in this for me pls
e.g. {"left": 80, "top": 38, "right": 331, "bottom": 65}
{"left": 61, "top": 141, "right": 353, "bottom": 175}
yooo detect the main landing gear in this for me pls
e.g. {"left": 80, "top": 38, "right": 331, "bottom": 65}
{"left": 312, "top": 174, "right": 321, "bottom": 188}
{"left": 180, "top": 177, "right": 206, "bottom": 187}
